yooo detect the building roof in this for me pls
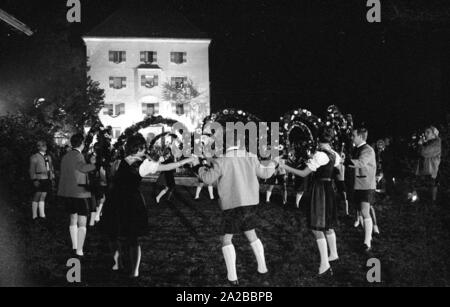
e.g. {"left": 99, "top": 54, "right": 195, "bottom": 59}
{"left": 84, "top": 7, "right": 209, "bottom": 40}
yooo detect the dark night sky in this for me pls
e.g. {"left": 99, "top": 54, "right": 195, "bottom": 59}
{"left": 1, "top": 0, "right": 450, "bottom": 140}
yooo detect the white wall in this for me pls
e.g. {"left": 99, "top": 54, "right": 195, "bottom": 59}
{"left": 84, "top": 38, "right": 211, "bottom": 134}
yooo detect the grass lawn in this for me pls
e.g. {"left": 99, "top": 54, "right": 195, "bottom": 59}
{"left": 2, "top": 180, "right": 450, "bottom": 287}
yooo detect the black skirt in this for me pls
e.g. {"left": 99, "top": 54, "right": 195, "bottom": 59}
{"left": 101, "top": 190, "right": 148, "bottom": 238}
{"left": 307, "top": 180, "right": 337, "bottom": 231}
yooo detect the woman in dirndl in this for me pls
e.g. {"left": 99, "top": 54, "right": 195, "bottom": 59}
{"left": 280, "top": 127, "right": 340, "bottom": 276}
{"left": 101, "top": 134, "right": 195, "bottom": 278}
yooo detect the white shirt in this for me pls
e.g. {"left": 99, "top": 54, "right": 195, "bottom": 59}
{"left": 357, "top": 142, "right": 367, "bottom": 148}
{"left": 307, "top": 149, "right": 341, "bottom": 172}
{"left": 139, "top": 159, "right": 160, "bottom": 177}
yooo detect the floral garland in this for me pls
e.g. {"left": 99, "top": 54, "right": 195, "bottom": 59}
{"left": 324, "top": 105, "right": 354, "bottom": 154}
{"left": 113, "top": 115, "right": 179, "bottom": 152}
{"left": 84, "top": 119, "right": 113, "bottom": 170}
{"left": 203, "top": 108, "right": 262, "bottom": 128}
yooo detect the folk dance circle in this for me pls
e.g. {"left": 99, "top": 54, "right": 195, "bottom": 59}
{"left": 29, "top": 107, "right": 441, "bottom": 285}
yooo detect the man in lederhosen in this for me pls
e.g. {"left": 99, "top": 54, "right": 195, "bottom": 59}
{"left": 58, "top": 133, "right": 96, "bottom": 257}
{"left": 348, "top": 128, "right": 377, "bottom": 253}
{"left": 29, "top": 140, "right": 55, "bottom": 221}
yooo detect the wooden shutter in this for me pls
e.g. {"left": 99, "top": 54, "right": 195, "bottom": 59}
{"left": 154, "top": 75, "right": 159, "bottom": 86}
{"left": 153, "top": 52, "right": 157, "bottom": 63}
{"left": 122, "top": 51, "right": 126, "bottom": 62}
{"left": 140, "top": 51, "right": 146, "bottom": 62}
{"left": 170, "top": 52, "right": 175, "bottom": 63}
{"left": 142, "top": 103, "right": 147, "bottom": 115}
{"left": 109, "top": 77, "right": 114, "bottom": 88}
{"left": 154, "top": 103, "right": 159, "bottom": 114}
{"left": 109, "top": 51, "right": 114, "bottom": 62}
{"left": 141, "top": 75, "right": 146, "bottom": 86}
{"left": 183, "top": 52, "right": 187, "bottom": 63}
{"left": 121, "top": 77, "right": 126, "bottom": 88}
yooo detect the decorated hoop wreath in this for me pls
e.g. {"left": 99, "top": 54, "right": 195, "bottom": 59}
{"left": 279, "top": 108, "right": 322, "bottom": 167}
{"left": 202, "top": 108, "right": 267, "bottom": 155}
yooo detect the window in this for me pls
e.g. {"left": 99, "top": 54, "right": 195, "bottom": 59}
{"left": 113, "top": 128, "right": 121, "bottom": 139}
{"left": 171, "top": 77, "right": 187, "bottom": 90}
{"left": 109, "top": 51, "right": 126, "bottom": 64}
{"left": 140, "top": 51, "right": 157, "bottom": 63}
{"left": 115, "top": 103, "right": 125, "bottom": 116}
{"left": 141, "top": 75, "right": 159, "bottom": 88}
{"left": 142, "top": 103, "right": 159, "bottom": 116}
{"left": 103, "top": 104, "right": 114, "bottom": 116}
{"left": 103, "top": 103, "right": 125, "bottom": 117}
{"left": 109, "top": 77, "right": 127, "bottom": 89}
{"left": 175, "top": 104, "right": 185, "bottom": 116}
{"left": 170, "top": 52, "right": 187, "bottom": 64}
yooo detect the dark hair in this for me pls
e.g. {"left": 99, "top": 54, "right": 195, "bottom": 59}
{"left": 318, "top": 127, "right": 335, "bottom": 144}
{"left": 70, "top": 133, "right": 85, "bottom": 148}
{"left": 354, "top": 127, "right": 368, "bottom": 141}
{"left": 125, "top": 134, "right": 147, "bottom": 156}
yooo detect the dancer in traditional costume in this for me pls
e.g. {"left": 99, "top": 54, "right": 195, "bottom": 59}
{"left": 29, "top": 140, "right": 55, "bottom": 221}
{"left": 280, "top": 127, "right": 340, "bottom": 276}
{"left": 58, "top": 134, "right": 97, "bottom": 257}
{"left": 194, "top": 130, "right": 276, "bottom": 285}
{"left": 347, "top": 128, "right": 377, "bottom": 252}
{"left": 101, "top": 134, "right": 195, "bottom": 278}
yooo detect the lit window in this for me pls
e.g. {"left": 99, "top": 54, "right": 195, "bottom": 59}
{"left": 171, "top": 77, "right": 187, "bottom": 90}
{"left": 115, "top": 103, "right": 125, "bottom": 116}
{"left": 103, "top": 104, "right": 114, "bottom": 116}
{"left": 142, "top": 103, "right": 159, "bottom": 116}
{"left": 113, "top": 128, "right": 121, "bottom": 139}
{"left": 140, "top": 51, "right": 157, "bottom": 63}
{"left": 175, "top": 104, "right": 185, "bottom": 116}
{"left": 170, "top": 52, "right": 187, "bottom": 64}
{"left": 109, "top": 51, "right": 126, "bottom": 64}
{"left": 109, "top": 77, "right": 126, "bottom": 89}
{"left": 141, "top": 75, "right": 159, "bottom": 88}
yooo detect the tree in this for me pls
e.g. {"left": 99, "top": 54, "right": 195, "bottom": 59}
{"left": 161, "top": 79, "right": 208, "bottom": 129}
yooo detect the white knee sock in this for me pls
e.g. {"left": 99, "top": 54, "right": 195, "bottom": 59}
{"left": 326, "top": 233, "right": 339, "bottom": 261}
{"left": 38, "top": 201, "right": 46, "bottom": 218}
{"left": 316, "top": 238, "right": 330, "bottom": 274}
{"left": 76, "top": 227, "right": 87, "bottom": 256}
{"left": 95, "top": 203, "right": 104, "bottom": 222}
{"left": 69, "top": 225, "right": 78, "bottom": 250}
{"left": 195, "top": 187, "right": 202, "bottom": 199}
{"left": 112, "top": 250, "right": 120, "bottom": 271}
{"left": 132, "top": 246, "right": 142, "bottom": 277}
{"left": 208, "top": 186, "right": 214, "bottom": 200}
{"left": 296, "top": 193, "right": 303, "bottom": 207}
{"left": 156, "top": 189, "right": 168, "bottom": 203}
{"left": 266, "top": 191, "right": 272, "bottom": 203}
{"left": 250, "top": 239, "right": 268, "bottom": 274}
{"left": 32, "top": 202, "right": 38, "bottom": 219}
{"left": 364, "top": 218, "right": 373, "bottom": 247}
{"left": 89, "top": 212, "right": 96, "bottom": 226}
{"left": 222, "top": 245, "right": 238, "bottom": 282}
